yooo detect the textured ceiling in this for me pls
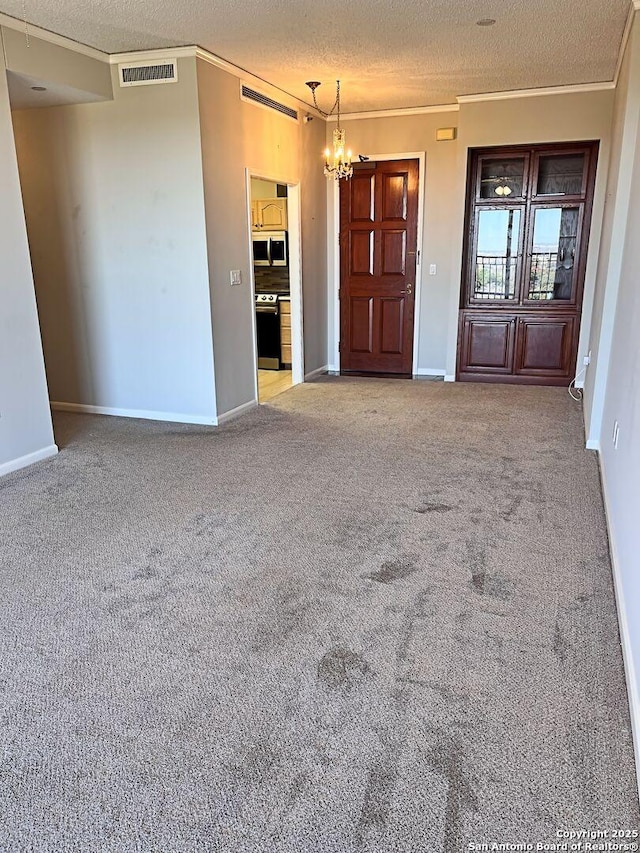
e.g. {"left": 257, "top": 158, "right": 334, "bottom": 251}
{"left": 0, "top": 0, "right": 632, "bottom": 112}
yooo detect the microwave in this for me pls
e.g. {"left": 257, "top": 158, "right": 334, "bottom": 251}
{"left": 252, "top": 231, "right": 287, "bottom": 267}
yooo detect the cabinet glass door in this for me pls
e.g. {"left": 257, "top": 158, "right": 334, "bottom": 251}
{"left": 471, "top": 208, "right": 523, "bottom": 302}
{"left": 534, "top": 152, "right": 587, "bottom": 198}
{"left": 477, "top": 155, "right": 527, "bottom": 200}
{"left": 526, "top": 206, "right": 581, "bottom": 302}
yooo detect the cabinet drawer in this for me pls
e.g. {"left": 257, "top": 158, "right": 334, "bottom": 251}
{"left": 281, "top": 344, "right": 292, "bottom": 363}
{"left": 280, "top": 326, "right": 292, "bottom": 345}
{"left": 280, "top": 300, "right": 291, "bottom": 315}
{"left": 280, "top": 313, "right": 291, "bottom": 329}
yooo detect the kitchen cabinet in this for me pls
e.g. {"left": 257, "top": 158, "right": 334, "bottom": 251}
{"left": 252, "top": 198, "right": 288, "bottom": 229}
{"left": 280, "top": 299, "right": 292, "bottom": 367}
{"left": 457, "top": 141, "right": 598, "bottom": 385}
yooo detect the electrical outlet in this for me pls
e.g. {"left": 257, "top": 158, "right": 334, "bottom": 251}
{"left": 583, "top": 354, "right": 590, "bottom": 366}
{"left": 230, "top": 270, "right": 242, "bottom": 286}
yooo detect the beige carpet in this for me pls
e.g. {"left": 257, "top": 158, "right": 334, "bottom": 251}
{"left": 0, "top": 377, "right": 637, "bottom": 851}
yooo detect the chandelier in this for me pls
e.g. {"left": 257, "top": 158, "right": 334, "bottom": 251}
{"left": 305, "top": 80, "right": 353, "bottom": 181}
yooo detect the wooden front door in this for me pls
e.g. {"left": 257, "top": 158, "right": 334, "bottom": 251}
{"left": 339, "top": 159, "right": 419, "bottom": 375}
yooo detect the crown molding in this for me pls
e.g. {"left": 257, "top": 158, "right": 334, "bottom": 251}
{"left": 457, "top": 80, "right": 615, "bottom": 104}
{"left": 327, "top": 103, "right": 459, "bottom": 122}
{"left": 109, "top": 46, "right": 197, "bottom": 65}
{"left": 0, "top": 11, "right": 108, "bottom": 61}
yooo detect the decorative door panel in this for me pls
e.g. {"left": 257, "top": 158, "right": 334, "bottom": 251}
{"left": 349, "top": 172, "right": 375, "bottom": 222}
{"left": 458, "top": 141, "right": 598, "bottom": 385}
{"left": 381, "top": 172, "right": 408, "bottom": 221}
{"left": 515, "top": 316, "right": 576, "bottom": 377}
{"left": 381, "top": 231, "right": 407, "bottom": 276}
{"left": 349, "top": 297, "right": 374, "bottom": 354}
{"left": 340, "top": 159, "right": 419, "bottom": 374}
{"left": 379, "top": 298, "right": 405, "bottom": 354}
{"left": 349, "top": 231, "right": 374, "bottom": 276}
{"left": 459, "top": 314, "right": 516, "bottom": 374}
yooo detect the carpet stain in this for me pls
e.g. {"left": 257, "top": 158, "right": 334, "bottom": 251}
{"left": 553, "top": 620, "right": 568, "bottom": 663}
{"left": 465, "top": 541, "right": 513, "bottom": 600}
{"left": 317, "top": 647, "right": 370, "bottom": 689}
{"left": 467, "top": 541, "right": 488, "bottom": 593}
{"left": 415, "top": 502, "right": 453, "bottom": 514}
{"left": 502, "top": 494, "right": 524, "bottom": 521}
{"left": 429, "top": 740, "right": 478, "bottom": 853}
{"left": 366, "top": 555, "right": 418, "bottom": 585}
{"left": 356, "top": 748, "right": 399, "bottom": 844}
{"left": 238, "top": 744, "right": 278, "bottom": 784}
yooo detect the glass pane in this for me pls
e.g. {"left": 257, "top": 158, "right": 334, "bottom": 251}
{"left": 536, "top": 154, "right": 585, "bottom": 196}
{"left": 528, "top": 207, "right": 579, "bottom": 300}
{"left": 474, "top": 209, "right": 521, "bottom": 300}
{"left": 479, "top": 157, "right": 525, "bottom": 199}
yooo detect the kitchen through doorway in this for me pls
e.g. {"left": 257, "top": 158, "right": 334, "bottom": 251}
{"left": 248, "top": 173, "right": 304, "bottom": 403}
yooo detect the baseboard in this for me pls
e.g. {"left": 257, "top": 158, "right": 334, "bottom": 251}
{"left": 413, "top": 368, "right": 446, "bottom": 377}
{"left": 599, "top": 454, "right": 640, "bottom": 801}
{"left": 304, "top": 365, "right": 329, "bottom": 381}
{"left": 0, "top": 443, "right": 58, "bottom": 478}
{"left": 586, "top": 438, "right": 601, "bottom": 451}
{"left": 444, "top": 374, "right": 456, "bottom": 383}
{"left": 216, "top": 399, "right": 258, "bottom": 425}
{"left": 51, "top": 401, "right": 218, "bottom": 426}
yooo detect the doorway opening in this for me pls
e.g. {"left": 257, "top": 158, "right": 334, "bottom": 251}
{"left": 247, "top": 172, "right": 304, "bottom": 403}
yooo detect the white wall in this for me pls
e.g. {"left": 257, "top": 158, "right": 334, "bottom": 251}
{"left": 12, "top": 58, "right": 217, "bottom": 424}
{"left": 590, "top": 13, "right": 640, "bottom": 782}
{"left": 0, "top": 68, "right": 56, "bottom": 476}
{"left": 196, "top": 60, "right": 327, "bottom": 416}
{"left": 584, "top": 20, "right": 640, "bottom": 445}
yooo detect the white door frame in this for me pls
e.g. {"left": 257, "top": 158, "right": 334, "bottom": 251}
{"left": 330, "top": 152, "right": 426, "bottom": 374}
{"left": 245, "top": 169, "right": 305, "bottom": 401}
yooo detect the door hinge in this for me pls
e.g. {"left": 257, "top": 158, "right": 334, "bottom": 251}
{"left": 417, "top": 249, "right": 421, "bottom": 264}
{"left": 338, "top": 341, "right": 342, "bottom": 352}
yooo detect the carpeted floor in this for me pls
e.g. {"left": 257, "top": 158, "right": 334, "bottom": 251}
{"left": 0, "top": 377, "right": 638, "bottom": 852}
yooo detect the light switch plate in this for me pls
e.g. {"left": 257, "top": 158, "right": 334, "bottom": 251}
{"left": 230, "top": 270, "right": 242, "bottom": 286}
{"left": 429, "top": 264, "right": 437, "bottom": 275}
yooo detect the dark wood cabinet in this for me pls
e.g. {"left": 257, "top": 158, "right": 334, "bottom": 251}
{"left": 457, "top": 142, "right": 598, "bottom": 385}
{"left": 459, "top": 314, "right": 516, "bottom": 374}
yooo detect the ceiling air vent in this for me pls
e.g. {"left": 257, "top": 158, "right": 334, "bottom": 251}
{"left": 118, "top": 59, "right": 178, "bottom": 87}
{"left": 241, "top": 85, "right": 298, "bottom": 121}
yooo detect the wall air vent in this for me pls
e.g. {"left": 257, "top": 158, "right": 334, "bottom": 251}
{"left": 240, "top": 85, "right": 298, "bottom": 121}
{"left": 118, "top": 60, "right": 178, "bottom": 87}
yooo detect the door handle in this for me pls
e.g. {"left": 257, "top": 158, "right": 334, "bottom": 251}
{"left": 401, "top": 283, "right": 413, "bottom": 295}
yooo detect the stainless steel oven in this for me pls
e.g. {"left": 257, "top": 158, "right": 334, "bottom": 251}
{"left": 252, "top": 231, "right": 287, "bottom": 267}
{"left": 255, "top": 293, "right": 281, "bottom": 370}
